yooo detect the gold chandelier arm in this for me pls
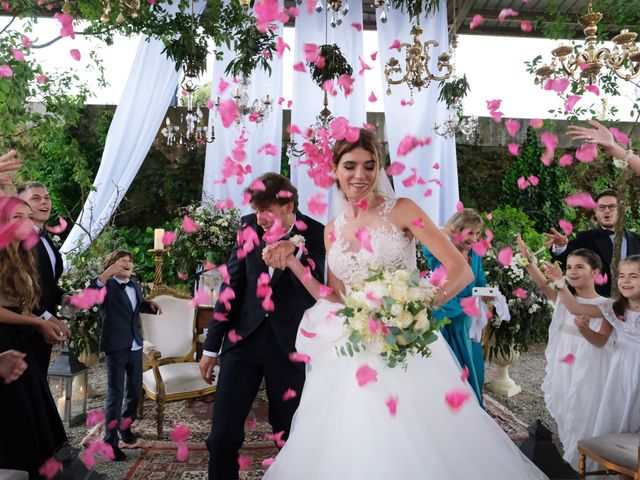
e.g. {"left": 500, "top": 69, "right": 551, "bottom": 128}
{"left": 422, "top": 40, "right": 452, "bottom": 82}
{"left": 384, "top": 58, "right": 409, "bottom": 86}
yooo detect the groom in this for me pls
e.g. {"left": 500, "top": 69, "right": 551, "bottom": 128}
{"left": 200, "top": 173, "right": 325, "bottom": 480}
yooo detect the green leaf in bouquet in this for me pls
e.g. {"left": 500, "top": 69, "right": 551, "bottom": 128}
{"left": 337, "top": 306, "right": 353, "bottom": 318}
{"left": 406, "top": 301, "right": 422, "bottom": 316}
{"left": 388, "top": 326, "right": 401, "bottom": 336}
{"left": 383, "top": 296, "right": 395, "bottom": 310}
{"left": 349, "top": 331, "right": 361, "bottom": 344}
{"left": 346, "top": 342, "right": 354, "bottom": 357}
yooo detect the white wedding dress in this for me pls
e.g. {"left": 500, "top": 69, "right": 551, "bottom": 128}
{"left": 264, "top": 199, "right": 547, "bottom": 479}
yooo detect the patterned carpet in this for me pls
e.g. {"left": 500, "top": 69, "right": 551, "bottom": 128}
{"left": 115, "top": 391, "right": 528, "bottom": 479}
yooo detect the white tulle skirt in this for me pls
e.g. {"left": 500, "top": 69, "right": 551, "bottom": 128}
{"left": 263, "top": 300, "right": 548, "bottom": 480}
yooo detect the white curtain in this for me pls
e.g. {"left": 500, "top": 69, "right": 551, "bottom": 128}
{"left": 202, "top": 17, "right": 283, "bottom": 215}
{"left": 61, "top": 1, "right": 207, "bottom": 260}
{"left": 376, "top": 0, "right": 458, "bottom": 226}
{"left": 291, "top": 5, "right": 366, "bottom": 224}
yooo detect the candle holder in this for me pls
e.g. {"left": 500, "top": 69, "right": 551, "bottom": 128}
{"left": 148, "top": 249, "right": 165, "bottom": 287}
{"left": 48, "top": 343, "right": 88, "bottom": 427}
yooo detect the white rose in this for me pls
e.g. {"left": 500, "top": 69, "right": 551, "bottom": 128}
{"left": 346, "top": 291, "right": 367, "bottom": 310}
{"left": 393, "top": 270, "right": 410, "bottom": 283}
{"left": 407, "top": 287, "right": 423, "bottom": 302}
{"left": 414, "top": 310, "right": 429, "bottom": 331}
{"left": 364, "top": 281, "right": 389, "bottom": 306}
{"left": 395, "top": 311, "right": 413, "bottom": 329}
{"left": 389, "top": 303, "right": 403, "bottom": 316}
{"left": 389, "top": 283, "right": 409, "bottom": 302}
{"left": 364, "top": 336, "right": 384, "bottom": 355}
{"left": 395, "top": 334, "right": 409, "bottom": 346}
{"left": 346, "top": 311, "right": 368, "bottom": 334}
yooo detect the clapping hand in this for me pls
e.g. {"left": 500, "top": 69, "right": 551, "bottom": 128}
{"left": 0, "top": 350, "right": 27, "bottom": 383}
{"left": 542, "top": 228, "right": 568, "bottom": 249}
{"left": 516, "top": 235, "right": 532, "bottom": 260}
{"left": 0, "top": 150, "right": 21, "bottom": 191}
{"left": 263, "top": 240, "right": 296, "bottom": 270}
{"left": 566, "top": 120, "right": 615, "bottom": 149}
{"left": 574, "top": 315, "right": 591, "bottom": 334}
{"left": 542, "top": 261, "right": 563, "bottom": 282}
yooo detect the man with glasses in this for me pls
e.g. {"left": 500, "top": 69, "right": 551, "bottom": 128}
{"left": 544, "top": 189, "right": 640, "bottom": 296}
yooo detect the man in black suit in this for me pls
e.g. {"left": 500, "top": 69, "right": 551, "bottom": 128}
{"left": 545, "top": 189, "right": 640, "bottom": 296}
{"left": 92, "top": 249, "right": 161, "bottom": 460}
{"left": 18, "top": 182, "right": 71, "bottom": 374}
{"left": 199, "top": 173, "right": 325, "bottom": 480}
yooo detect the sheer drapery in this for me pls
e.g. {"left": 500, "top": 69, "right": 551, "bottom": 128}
{"left": 61, "top": 1, "right": 206, "bottom": 260}
{"left": 202, "top": 13, "right": 283, "bottom": 216}
{"left": 290, "top": 5, "right": 366, "bottom": 223}
{"left": 376, "top": 0, "right": 459, "bottom": 226}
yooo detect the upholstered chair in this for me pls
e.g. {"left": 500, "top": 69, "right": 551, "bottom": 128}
{"left": 578, "top": 433, "right": 639, "bottom": 479}
{"left": 139, "top": 286, "right": 217, "bottom": 438}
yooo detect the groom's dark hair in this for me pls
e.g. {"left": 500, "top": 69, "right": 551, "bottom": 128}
{"left": 246, "top": 172, "right": 298, "bottom": 210}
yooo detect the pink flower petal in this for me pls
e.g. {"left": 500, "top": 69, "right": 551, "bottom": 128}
{"left": 565, "top": 192, "right": 597, "bottom": 209}
{"left": 351, "top": 22, "right": 362, "bottom": 31}
{"left": 176, "top": 442, "right": 189, "bottom": 461}
{"left": 218, "top": 99, "right": 238, "bottom": 128}
{"left": 355, "top": 364, "right": 378, "bottom": 387}
{"left": 0, "top": 64, "right": 14, "bottom": 77}
{"left": 558, "top": 219, "right": 573, "bottom": 236}
{"left": 585, "top": 84, "right": 600, "bottom": 96}
{"left": 45, "top": 217, "right": 68, "bottom": 234}
{"left": 460, "top": 366, "right": 470, "bottom": 382}
{"left": 410, "top": 217, "right": 424, "bottom": 229}
{"left": 38, "top": 458, "right": 62, "bottom": 480}
{"left": 228, "top": 329, "right": 243, "bottom": 343}
{"left": 307, "top": 192, "right": 327, "bottom": 217}
{"left": 560, "top": 353, "right": 575, "bottom": 364}
{"left": 370, "top": 51, "right": 378, "bottom": 61}
{"left": 385, "top": 395, "right": 398, "bottom": 417}
{"left": 460, "top": 297, "right": 481, "bottom": 318}
{"left": 470, "top": 14, "right": 484, "bottom": 30}
{"left": 162, "top": 230, "right": 177, "bottom": 246}
{"left": 69, "top": 49, "right": 81, "bottom": 61}
{"left": 299, "top": 327, "right": 316, "bottom": 338}
{"left": 559, "top": 154, "right": 573, "bottom": 167}
{"left": 517, "top": 176, "right": 530, "bottom": 190}
{"left": 544, "top": 77, "right": 569, "bottom": 94}
{"left": 564, "top": 94, "right": 582, "bottom": 112}
{"left": 610, "top": 127, "right": 629, "bottom": 146}
{"left": 428, "top": 265, "right": 448, "bottom": 287}
{"left": 262, "top": 457, "right": 276, "bottom": 467}
{"left": 445, "top": 389, "right": 470, "bottom": 412}
{"left": 389, "top": 39, "right": 401, "bottom": 50}
{"left": 368, "top": 91, "right": 377, "bottom": 103}
{"left": 528, "top": 175, "right": 540, "bottom": 186}
{"left": 11, "top": 48, "right": 25, "bottom": 61}
{"left": 355, "top": 227, "right": 373, "bottom": 253}
{"left": 508, "top": 143, "right": 520, "bottom": 156}
{"left": 576, "top": 142, "right": 598, "bottom": 163}
{"left": 520, "top": 20, "right": 533, "bottom": 32}
{"left": 594, "top": 272, "right": 608, "bottom": 285}
{"left": 289, "top": 352, "right": 311, "bottom": 363}
{"left": 319, "top": 284, "right": 333, "bottom": 298}
{"left": 512, "top": 287, "right": 528, "bottom": 300}
{"left": 530, "top": 118, "right": 543, "bottom": 129}
{"left": 181, "top": 215, "right": 200, "bottom": 233}
{"left": 293, "top": 61, "right": 306, "bottom": 73}
{"left": 238, "top": 454, "right": 252, "bottom": 471}
{"left": 386, "top": 161, "right": 406, "bottom": 176}
{"left": 282, "top": 388, "right": 297, "bottom": 401}
{"left": 505, "top": 119, "right": 520, "bottom": 137}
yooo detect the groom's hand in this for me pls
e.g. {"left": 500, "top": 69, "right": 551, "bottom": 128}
{"left": 263, "top": 241, "right": 296, "bottom": 270}
{"left": 199, "top": 355, "right": 218, "bottom": 385}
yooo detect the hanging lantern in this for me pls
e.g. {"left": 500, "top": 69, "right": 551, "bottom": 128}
{"left": 48, "top": 344, "right": 88, "bottom": 427}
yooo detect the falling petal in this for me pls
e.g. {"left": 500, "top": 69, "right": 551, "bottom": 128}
{"left": 70, "top": 49, "right": 81, "bottom": 61}
{"left": 508, "top": 143, "right": 520, "bottom": 156}
{"left": 289, "top": 352, "right": 311, "bottom": 363}
{"left": 594, "top": 272, "right": 608, "bottom": 285}
{"left": 512, "top": 288, "right": 528, "bottom": 300}
{"left": 385, "top": 395, "right": 398, "bottom": 417}
{"left": 470, "top": 14, "right": 483, "bottom": 30}
{"left": 565, "top": 192, "right": 597, "bottom": 209}
{"left": 238, "top": 454, "right": 252, "bottom": 471}
{"left": 560, "top": 353, "right": 576, "bottom": 364}
{"left": 46, "top": 217, "right": 68, "bottom": 234}
{"left": 355, "top": 364, "right": 378, "bottom": 387}
{"left": 282, "top": 388, "right": 297, "bottom": 401}
{"left": 445, "top": 389, "right": 470, "bottom": 412}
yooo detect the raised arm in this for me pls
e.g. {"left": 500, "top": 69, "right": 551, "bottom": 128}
{"left": 517, "top": 235, "right": 556, "bottom": 301}
{"left": 574, "top": 315, "right": 613, "bottom": 348}
{"left": 567, "top": 120, "right": 640, "bottom": 175}
{"left": 543, "top": 261, "right": 602, "bottom": 317}
{"left": 394, "top": 198, "right": 473, "bottom": 305}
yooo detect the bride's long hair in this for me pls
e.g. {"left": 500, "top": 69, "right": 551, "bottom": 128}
{"left": 332, "top": 129, "right": 384, "bottom": 196}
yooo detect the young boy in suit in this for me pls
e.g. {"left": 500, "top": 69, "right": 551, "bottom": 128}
{"left": 92, "top": 249, "right": 161, "bottom": 460}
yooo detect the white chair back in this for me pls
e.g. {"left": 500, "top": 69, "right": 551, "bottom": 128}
{"left": 140, "top": 295, "right": 195, "bottom": 359}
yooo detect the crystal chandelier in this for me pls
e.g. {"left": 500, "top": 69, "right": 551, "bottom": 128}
{"left": 534, "top": 1, "right": 640, "bottom": 86}
{"left": 100, "top": 0, "right": 141, "bottom": 23}
{"left": 229, "top": 77, "right": 273, "bottom": 127}
{"left": 287, "top": 93, "right": 334, "bottom": 159}
{"left": 298, "top": 0, "right": 350, "bottom": 28}
{"left": 161, "top": 62, "right": 215, "bottom": 151}
{"left": 433, "top": 115, "right": 478, "bottom": 140}
{"left": 371, "top": 0, "right": 391, "bottom": 23}
{"left": 384, "top": 25, "right": 454, "bottom": 99}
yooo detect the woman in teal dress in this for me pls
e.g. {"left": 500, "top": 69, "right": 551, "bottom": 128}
{"left": 423, "top": 208, "right": 487, "bottom": 406}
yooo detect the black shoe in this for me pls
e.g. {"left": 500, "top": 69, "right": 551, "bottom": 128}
{"left": 111, "top": 444, "right": 127, "bottom": 461}
{"left": 119, "top": 429, "right": 138, "bottom": 445}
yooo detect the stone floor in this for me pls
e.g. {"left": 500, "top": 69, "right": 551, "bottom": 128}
{"left": 65, "top": 342, "right": 560, "bottom": 479}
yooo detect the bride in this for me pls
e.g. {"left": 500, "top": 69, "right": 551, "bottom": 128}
{"left": 262, "top": 129, "right": 547, "bottom": 479}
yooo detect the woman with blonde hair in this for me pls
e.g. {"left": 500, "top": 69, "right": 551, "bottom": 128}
{"left": 0, "top": 197, "right": 67, "bottom": 478}
{"left": 423, "top": 208, "right": 488, "bottom": 406}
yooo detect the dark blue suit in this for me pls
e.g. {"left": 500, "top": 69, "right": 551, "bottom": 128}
{"left": 204, "top": 212, "right": 325, "bottom": 480}
{"left": 91, "top": 276, "right": 153, "bottom": 446}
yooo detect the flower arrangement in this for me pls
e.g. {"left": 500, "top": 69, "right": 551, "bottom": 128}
{"left": 336, "top": 268, "right": 446, "bottom": 368}
{"left": 166, "top": 202, "right": 240, "bottom": 276}
{"left": 484, "top": 246, "right": 552, "bottom": 359}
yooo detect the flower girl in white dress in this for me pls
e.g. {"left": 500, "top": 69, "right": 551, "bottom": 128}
{"left": 518, "top": 238, "right": 612, "bottom": 469}
{"left": 547, "top": 255, "right": 640, "bottom": 438}
{"left": 261, "top": 129, "right": 547, "bottom": 479}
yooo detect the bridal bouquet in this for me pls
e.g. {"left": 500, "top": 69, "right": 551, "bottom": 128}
{"left": 336, "top": 268, "right": 448, "bottom": 368}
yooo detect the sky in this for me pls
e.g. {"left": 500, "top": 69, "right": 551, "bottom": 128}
{"left": 13, "top": 18, "right": 640, "bottom": 122}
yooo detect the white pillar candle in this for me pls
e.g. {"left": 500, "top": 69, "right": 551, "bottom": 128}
{"left": 154, "top": 229, "right": 165, "bottom": 251}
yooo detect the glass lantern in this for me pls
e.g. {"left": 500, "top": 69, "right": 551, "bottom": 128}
{"left": 197, "top": 269, "right": 223, "bottom": 306}
{"left": 48, "top": 344, "right": 88, "bottom": 427}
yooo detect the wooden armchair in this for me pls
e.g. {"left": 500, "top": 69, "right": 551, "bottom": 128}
{"left": 139, "top": 287, "right": 217, "bottom": 438}
{"left": 578, "top": 433, "right": 639, "bottom": 479}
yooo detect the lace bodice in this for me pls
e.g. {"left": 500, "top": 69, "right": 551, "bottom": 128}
{"left": 328, "top": 197, "right": 417, "bottom": 289}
